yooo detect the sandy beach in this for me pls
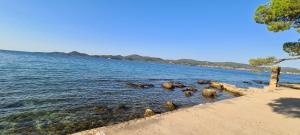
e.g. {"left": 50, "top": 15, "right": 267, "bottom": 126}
{"left": 73, "top": 85, "right": 300, "bottom": 135}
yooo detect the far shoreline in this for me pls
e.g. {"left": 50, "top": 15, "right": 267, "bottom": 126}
{"left": 1, "top": 49, "right": 300, "bottom": 75}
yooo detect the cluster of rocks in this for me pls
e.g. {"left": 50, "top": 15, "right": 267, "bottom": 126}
{"left": 182, "top": 86, "right": 198, "bottom": 97}
{"left": 128, "top": 80, "right": 222, "bottom": 98}
{"left": 132, "top": 79, "right": 249, "bottom": 118}
{"left": 144, "top": 101, "right": 177, "bottom": 117}
{"left": 161, "top": 81, "right": 200, "bottom": 97}
{"left": 161, "top": 82, "right": 186, "bottom": 90}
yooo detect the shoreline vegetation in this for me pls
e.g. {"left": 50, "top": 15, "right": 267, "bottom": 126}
{"left": 1, "top": 49, "right": 300, "bottom": 75}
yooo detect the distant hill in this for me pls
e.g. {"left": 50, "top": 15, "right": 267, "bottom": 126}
{"left": 1, "top": 50, "right": 300, "bottom": 74}
{"left": 65, "top": 51, "right": 300, "bottom": 74}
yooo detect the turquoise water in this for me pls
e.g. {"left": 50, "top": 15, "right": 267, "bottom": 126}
{"left": 0, "top": 50, "right": 299, "bottom": 135}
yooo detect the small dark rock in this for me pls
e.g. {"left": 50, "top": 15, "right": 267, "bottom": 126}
{"left": 182, "top": 87, "right": 197, "bottom": 92}
{"left": 203, "top": 86, "right": 212, "bottom": 89}
{"left": 252, "top": 80, "right": 264, "bottom": 84}
{"left": 173, "top": 82, "right": 186, "bottom": 88}
{"left": 184, "top": 91, "right": 193, "bottom": 97}
{"left": 127, "top": 82, "right": 154, "bottom": 89}
{"left": 113, "top": 104, "right": 129, "bottom": 114}
{"left": 197, "top": 80, "right": 211, "bottom": 84}
{"left": 94, "top": 106, "right": 106, "bottom": 113}
{"left": 242, "top": 81, "right": 252, "bottom": 84}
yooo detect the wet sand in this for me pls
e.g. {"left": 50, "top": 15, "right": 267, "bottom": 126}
{"left": 73, "top": 85, "right": 300, "bottom": 135}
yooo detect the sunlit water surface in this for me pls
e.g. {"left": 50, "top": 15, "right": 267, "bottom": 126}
{"left": 0, "top": 50, "right": 299, "bottom": 134}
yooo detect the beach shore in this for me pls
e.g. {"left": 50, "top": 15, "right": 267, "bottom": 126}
{"left": 73, "top": 85, "right": 300, "bottom": 135}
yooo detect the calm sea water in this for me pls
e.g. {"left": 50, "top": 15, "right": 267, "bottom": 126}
{"left": 0, "top": 50, "right": 299, "bottom": 135}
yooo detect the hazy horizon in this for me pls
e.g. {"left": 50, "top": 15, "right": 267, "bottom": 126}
{"left": 2, "top": 49, "right": 300, "bottom": 70}
{"left": 0, "top": 0, "right": 299, "bottom": 68}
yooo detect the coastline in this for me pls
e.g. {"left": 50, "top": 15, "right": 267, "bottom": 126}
{"left": 73, "top": 85, "right": 300, "bottom": 135}
{"left": 1, "top": 49, "right": 299, "bottom": 75}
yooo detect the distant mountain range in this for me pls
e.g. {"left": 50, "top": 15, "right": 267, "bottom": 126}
{"left": 1, "top": 50, "right": 300, "bottom": 74}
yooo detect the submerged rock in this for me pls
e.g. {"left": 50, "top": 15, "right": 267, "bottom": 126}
{"left": 144, "top": 109, "right": 156, "bottom": 117}
{"left": 242, "top": 81, "right": 252, "bottom": 84}
{"left": 162, "top": 82, "right": 175, "bottom": 90}
{"left": 165, "top": 101, "right": 177, "bottom": 111}
{"left": 113, "top": 104, "right": 129, "bottom": 114}
{"left": 202, "top": 89, "right": 217, "bottom": 98}
{"left": 252, "top": 80, "right": 264, "bottom": 84}
{"left": 173, "top": 82, "right": 186, "bottom": 88}
{"left": 184, "top": 91, "right": 193, "bottom": 97}
{"left": 197, "top": 80, "right": 211, "bottom": 84}
{"left": 127, "top": 82, "right": 154, "bottom": 89}
{"left": 182, "top": 87, "right": 197, "bottom": 92}
{"left": 94, "top": 106, "right": 106, "bottom": 113}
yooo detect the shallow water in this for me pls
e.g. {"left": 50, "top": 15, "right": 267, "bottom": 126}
{"left": 0, "top": 50, "right": 299, "bottom": 135}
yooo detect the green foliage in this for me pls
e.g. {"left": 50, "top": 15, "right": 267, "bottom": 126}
{"left": 283, "top": 41, "right": 300, "bottom": 56}
{"left": 251, "top": 0, "right": 300, "bottom": 68}
{"left": 254, "top": 0, "right": 300, "bottom": 33}
{"left": 249, "top": 57, "right": 278, "bottom": 67}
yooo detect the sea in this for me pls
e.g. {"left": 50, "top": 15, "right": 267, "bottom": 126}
{"left": 0, "top": 50, "right": 299, "bottom": 134}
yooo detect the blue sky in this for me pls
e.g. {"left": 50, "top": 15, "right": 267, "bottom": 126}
{"left": 0, "top": 0, "right": 299, "bottom": 68}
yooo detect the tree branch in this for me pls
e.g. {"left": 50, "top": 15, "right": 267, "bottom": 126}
{"left": 275, "top": 56, "right": 300, "bottom": 64}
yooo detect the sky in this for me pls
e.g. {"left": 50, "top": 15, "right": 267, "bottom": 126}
{"left": 0, "top": 0, "right": 299, "bottom": 68}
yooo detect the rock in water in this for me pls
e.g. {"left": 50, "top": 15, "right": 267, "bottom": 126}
{"left": 197, "top": 80, "right": 211, "bottom": 84}
{"left": 162, "top": 82, "right": 175, "bottom": 90}
{"left": 202, "top": 89, "right": 217, "bottom": 98}
{"left": 242, "top": 81, "right": 251, "bottom": 84}
{"left": 165, "top": 101, "right": 177, "bottom": 111}
{"left": 209, "top": 82, "right": 224, "bottom": 90}
{"left": 127, "top": 82, "right": 154, "bottom": 89}
{"left": 173, "top": 82, "right": 186, "bottom": 88}
{"left": 144, "top": 109, "right": 156, "bottom": 117}
{"left": 182, "top": 87, "right": 197, "bottom": 92}
{"left": 184, "top": 91, "right": 193, "bottom": 97}
{"left": 252, "top": 80, "right": 264, "bottom": 84}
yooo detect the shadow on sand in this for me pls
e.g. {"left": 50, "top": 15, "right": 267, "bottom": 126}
{"left": 268, "top": 98, "right": 300, "bottom": 118}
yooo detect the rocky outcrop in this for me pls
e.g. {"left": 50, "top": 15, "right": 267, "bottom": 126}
{"left": 209, "top": 81, "right": 224, "bottom": 90}
{"left": 165, "top": 101, "right": 177, "bottom": 111}
{"left": 209, "top": 82, "right": 246, "bottom": 96}
{"left": 162, "top": 82, "right": 175, "bottom": 90}
{"left": 144, "top": 109, "right": 156, "bottom": 117}
{"left": 202, "top": 89, "right": 217, "bottom": 98}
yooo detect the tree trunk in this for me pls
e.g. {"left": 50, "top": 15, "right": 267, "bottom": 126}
{"left": 269, "top": 66, "right": 281, "bottom": 89}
